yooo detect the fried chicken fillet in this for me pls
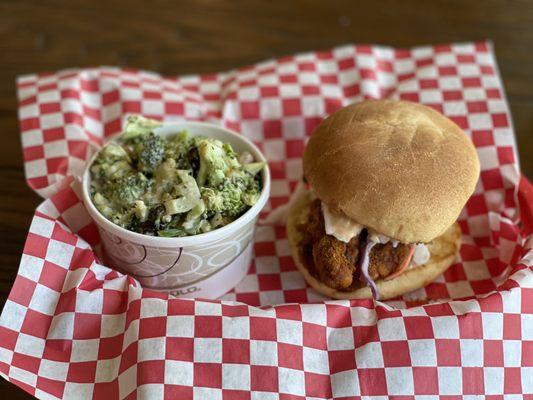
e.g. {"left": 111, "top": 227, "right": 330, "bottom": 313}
{"left": 299, "top": 199, "right": 411, "bottom": 290}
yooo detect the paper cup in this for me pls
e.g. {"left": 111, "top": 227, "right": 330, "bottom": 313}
{"left": 81, "top": 121, "right": 270, "bottom": 299}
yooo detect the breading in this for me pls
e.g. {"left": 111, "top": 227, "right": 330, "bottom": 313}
{"left": 312, "top": 235, "right": 359, "bottom": 288}
{"left": 298, "top": 199, "right": 411, "bottom": 290}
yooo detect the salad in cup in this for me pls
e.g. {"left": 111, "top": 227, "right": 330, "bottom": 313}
{"left": 82, "top": 116, "right": 270, "bottom": 298}
{"left": 90, "top": 116, "right": 265, "bottom": 237}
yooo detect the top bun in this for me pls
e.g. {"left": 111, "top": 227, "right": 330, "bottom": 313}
{"left": 303, "top": 100, "right": 480, "bottom": 243}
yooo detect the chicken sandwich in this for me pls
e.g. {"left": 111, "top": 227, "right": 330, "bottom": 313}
{"left": 287, "top": 100, "right": 480, "bottom": 299}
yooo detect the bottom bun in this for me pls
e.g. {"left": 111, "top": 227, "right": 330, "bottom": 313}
{"left": 287, "top": 191, "right": 462, "bottom": 300}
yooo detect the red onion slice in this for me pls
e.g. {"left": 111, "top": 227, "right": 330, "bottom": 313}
{"left": 359, "top": 240, "right": 379, "bottom": 300}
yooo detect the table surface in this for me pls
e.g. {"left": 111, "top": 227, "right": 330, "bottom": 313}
{"left": 1, "top": 1, "right": 532, "bottom": 398}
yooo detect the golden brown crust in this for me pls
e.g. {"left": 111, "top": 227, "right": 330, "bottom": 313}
{"left": 312, "top": 234, "right": 358, "bottom": 288}
{"left": 303, "top": 100, "right": 479, "bottom": 243}
{"left": 287, "top": 191, "right": 461, "bottom": 300}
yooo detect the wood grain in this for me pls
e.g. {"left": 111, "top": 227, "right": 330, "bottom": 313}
{"left": 1, "top": 1, "right": 532, "bottom": 398}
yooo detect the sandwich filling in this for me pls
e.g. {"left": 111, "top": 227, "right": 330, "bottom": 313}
{"left": 298, "top": 199, "right": 430, "bottom": 299}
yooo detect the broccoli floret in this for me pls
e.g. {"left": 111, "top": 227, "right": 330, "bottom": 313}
{"left": 196, "top": 139, "right": 240, "bottom": 187}
{"left": 122, "top": 115, "right": 161, "bottom": 140}
{"left": 101, "top": 143, "right": 131, "bottom": 162}
{"left": 201, "top": 169, "right": 262, "bottom": 218}
{"left": 90, "top": 142, "right": 133, "bottom": 181}
{"left": 137, "top": 132, "right": 165, "bottom": 174}
{"left": 226, "top": 162, "right": 263, "bottom": 190}
{"left": 201, "top": 183, "right": 242, "bottom": 216}
{"left": 201, "top": 187, "right": 225, "bottom": 212}
{"left": 221, "top": 183, "right": 247, "bottom": 216}
{"left": 211, "top": 180, "right": 249, "bottom": 217}
{"left": 112, "top": 173, "right": 150, "bottom": 207}
{"left": 96, "top": 160, "right": 133, "bottom": 180}
{"left": 164, "top": 130, "right": 193, "bottom": 165}
{"left": 242, "top": 191, "right": 260, "bottom": 206}
{"left": 110, "top": 211, "right": 135, "bottom": 230}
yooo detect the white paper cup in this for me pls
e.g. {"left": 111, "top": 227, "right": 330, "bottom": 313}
{"left": 81, "top": 121, "right": 270, "bottom": 299}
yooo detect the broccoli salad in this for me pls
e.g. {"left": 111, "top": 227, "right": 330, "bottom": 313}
{"left": 90, "top": 116, "right": 265, "bottom": 237}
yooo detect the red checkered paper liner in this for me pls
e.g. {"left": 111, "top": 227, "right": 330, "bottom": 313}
{"left": 2, "top": 41, "right": 532, "bottom": 399}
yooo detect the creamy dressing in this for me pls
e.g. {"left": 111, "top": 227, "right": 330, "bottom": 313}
{"left": 412, "top": 243, "right": 430, "bottom": 265}
{"left": 368, "top": 229, "right": 398, "bottom": 247}
{"left": 321, "top": 203, "right": 363, "bottom": 243}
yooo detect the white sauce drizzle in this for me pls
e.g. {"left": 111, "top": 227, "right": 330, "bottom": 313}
{"left": 412, "top": 243, "right": 430, "bottom": 265}
{"left": 321, "top": 203, "right": 363, "bottom": 243}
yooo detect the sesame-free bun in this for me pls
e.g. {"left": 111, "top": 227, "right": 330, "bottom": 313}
{"left": 303, "top": 100, "right": 479, "bottom": 244}
{"left": 287, "top": 191, "right": 461, "bottom": 300}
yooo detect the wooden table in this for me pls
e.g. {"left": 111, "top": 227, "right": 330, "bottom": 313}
{"left": 1, "top": 1, "right": 532, "bottom": 398}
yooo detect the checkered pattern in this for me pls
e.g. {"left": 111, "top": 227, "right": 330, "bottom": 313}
{"left": 2, "top": 41, "right": 532, "bottom": 399}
